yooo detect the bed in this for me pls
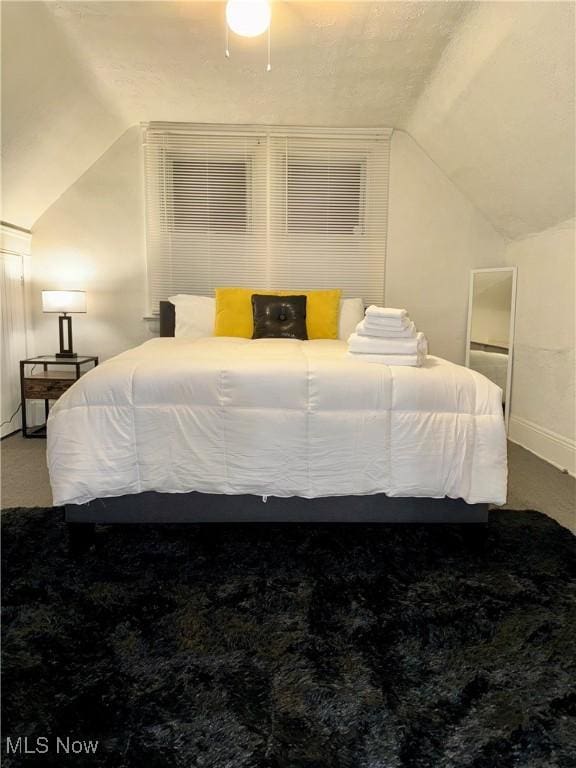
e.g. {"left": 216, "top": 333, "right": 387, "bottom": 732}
{"left": 50, "top": 302, "right": 507, "bottom": 542}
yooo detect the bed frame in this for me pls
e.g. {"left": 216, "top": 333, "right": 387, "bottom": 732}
{"left": 65, "top": 300, "right": 489, "bottom": 549}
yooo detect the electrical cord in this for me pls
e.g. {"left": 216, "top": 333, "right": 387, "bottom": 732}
{"left": 0, "top": 364, "right": 37, "bottom": 429}
{"left": 0, "top": 402, "right": 22, "bottom": 429}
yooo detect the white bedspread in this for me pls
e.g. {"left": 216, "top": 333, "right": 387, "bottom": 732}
{"left": 47, "top": 338, "right": 507, "bottom": 507}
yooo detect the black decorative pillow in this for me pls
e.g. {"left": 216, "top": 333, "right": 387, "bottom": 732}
{"left": 251, "top": 294, "right": 308, "bottom": 340}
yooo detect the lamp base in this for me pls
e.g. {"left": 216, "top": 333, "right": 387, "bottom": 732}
{"left": 57, "top": 315, "right": 76, "bottom": 358}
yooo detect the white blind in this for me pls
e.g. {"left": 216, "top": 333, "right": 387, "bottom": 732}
{"left": 144, "top": 124, "right": 391, "bottom": 313}
{"left": 268, "top": 135, "right": 390, "bottom": 302}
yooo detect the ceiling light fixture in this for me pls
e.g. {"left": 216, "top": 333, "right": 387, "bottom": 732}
{"left": 226, "top": 0, "right": 270, "bottom": 37}
{"left": 225, "top": 0, "right": 272, "bottom": 71}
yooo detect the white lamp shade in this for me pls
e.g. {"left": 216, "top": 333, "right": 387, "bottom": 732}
{"left": 42, "top": 290, "right": 86, "bottom": 313}
{"left": 226, "top": 0, "right": 271, "bottom": 37}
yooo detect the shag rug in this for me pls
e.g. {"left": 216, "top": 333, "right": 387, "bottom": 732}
{"left": 2, "top": 507, "right": 575, "bottom": 768}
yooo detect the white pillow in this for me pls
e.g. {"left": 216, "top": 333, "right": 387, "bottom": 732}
{"left": 168, "top": 295, "right": 215, "bottom": 338}
{"left": 338, "top": 298, "right": 365, "bottom": 340}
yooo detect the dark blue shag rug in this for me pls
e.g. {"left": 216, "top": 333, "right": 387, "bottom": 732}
{"left": 2, "top": 507, "right": 575, "bottom": 768}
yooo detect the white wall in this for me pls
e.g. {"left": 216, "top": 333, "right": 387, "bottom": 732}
{"left": 31, "top": 127, "right": 154, "bottom": 362}
{"left": 505, "top": 221, "right": 575, "bottom": 474}
{"left": 386, "top": 131, "right": 507, "bottom": 364}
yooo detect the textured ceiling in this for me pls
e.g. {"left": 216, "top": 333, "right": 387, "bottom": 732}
{"left": 45, "top": 0, "right": 469, "bottom": 126}
{"left": 1, "top": 1, "right": 574, "bottom": 238}
{"left": 407, "top": 1, "right": 576, "bottom": 239}
{"left": 1, "top": 0, "right": 471, "bottom": 228}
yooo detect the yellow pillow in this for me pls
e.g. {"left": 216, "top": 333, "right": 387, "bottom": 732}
{"left": 215, "top": 287, "right": 342, "bottom": 339}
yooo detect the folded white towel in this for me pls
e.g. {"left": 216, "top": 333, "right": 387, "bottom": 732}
{"left": 346, "top": 351, "right": 424, "bottom": 366}
{"left": 364, "top": 316, "right": 411, "bottom": 331}
{"left": 365, "top": 305, "right": 408, "bottom": 320}
{"left": 356, "top": 319, "right": 416, "bottom": 338}
{"left": 347, "top": 332, "right": 427, "bottom": 356}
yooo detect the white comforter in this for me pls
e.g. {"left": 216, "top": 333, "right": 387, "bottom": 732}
{"left": 47, "top": 338, "right": 507, "bottom": 507}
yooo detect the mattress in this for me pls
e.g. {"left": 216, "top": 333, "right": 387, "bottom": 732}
{"left": 47, "top": 338, "right": 507, "bottom": 507}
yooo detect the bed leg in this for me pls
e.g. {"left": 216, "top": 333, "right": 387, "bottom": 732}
{"left": 67, "top": 523, "right": 96, "bottom": 555}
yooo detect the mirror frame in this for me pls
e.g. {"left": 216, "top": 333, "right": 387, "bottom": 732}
{"left": 465, "top": 266, "right": 518, "bottom": 432}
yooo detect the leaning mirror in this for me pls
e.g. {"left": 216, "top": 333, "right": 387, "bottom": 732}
{"left": 466, "top": 267, "right": 517, "bottom": 432}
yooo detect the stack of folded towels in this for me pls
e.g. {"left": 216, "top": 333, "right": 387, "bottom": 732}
{"left": 347, "top": 306, "right": 428, "bottom": 366}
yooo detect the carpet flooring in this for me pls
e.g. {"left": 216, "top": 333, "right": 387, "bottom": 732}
{"left": 2, "top": 506, "right": 576, "bottom": 768}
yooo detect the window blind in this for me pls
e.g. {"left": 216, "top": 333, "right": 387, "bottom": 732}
{"left": 268, "top": 135, "right": 390, "bottom": 302}
{"left": 144, "top": 124, "right": 391, "bottom": 313}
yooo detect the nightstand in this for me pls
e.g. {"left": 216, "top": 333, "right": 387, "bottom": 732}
{"left": 20, "top": 355, "right": 98, "bottom": 438}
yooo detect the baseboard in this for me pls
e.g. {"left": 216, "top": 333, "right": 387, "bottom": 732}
{"left": 509, "top": 415, "right": 576, "bottom": 477}
{"left": 0, "top": 427, "right": 21, "bottom": 441}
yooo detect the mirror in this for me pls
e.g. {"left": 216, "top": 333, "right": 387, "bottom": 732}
{"left": 466, "top": 267, "right": 517, "bottom": 431}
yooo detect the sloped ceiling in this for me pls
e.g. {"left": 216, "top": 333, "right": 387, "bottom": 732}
{"left": 1, "top": 1, "right": 126, "bottom": 231}
{"left": 2, "top": 0, "right": 469, "bottom": 228}
{"left": 407, "top": 1, "right": 575, "bottom": 239}
{"left": 2, "top": 1, "right": 574, "bottom": 238}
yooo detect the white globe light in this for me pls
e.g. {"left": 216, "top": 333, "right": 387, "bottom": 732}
{"left": 226, "top": 0, "right": 271, "bottom": 38}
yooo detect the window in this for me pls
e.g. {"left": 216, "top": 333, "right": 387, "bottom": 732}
{"left": 144, "top": 124, "right": 391, "bottom": 313}
{"left": 171, "top": 156, "right": 250, "bottom": 233}
{"left": 286, "top": 161, "right": 364, "bottom": 235}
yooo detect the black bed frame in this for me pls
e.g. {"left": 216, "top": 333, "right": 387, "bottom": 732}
{"left": 65, "top": 300, "right": 489, "bottom": 549}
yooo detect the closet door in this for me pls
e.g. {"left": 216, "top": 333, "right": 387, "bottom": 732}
{"left": 0, "top": 252, "right": 27, "bottom": 437}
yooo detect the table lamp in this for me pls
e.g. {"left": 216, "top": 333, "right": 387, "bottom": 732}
{"left": 41, "top": 290, "right": 86, "bottom": 358}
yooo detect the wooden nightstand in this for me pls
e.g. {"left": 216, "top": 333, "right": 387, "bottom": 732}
{"left": 20, "top": 355, "right": 98, "bottom": 438}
